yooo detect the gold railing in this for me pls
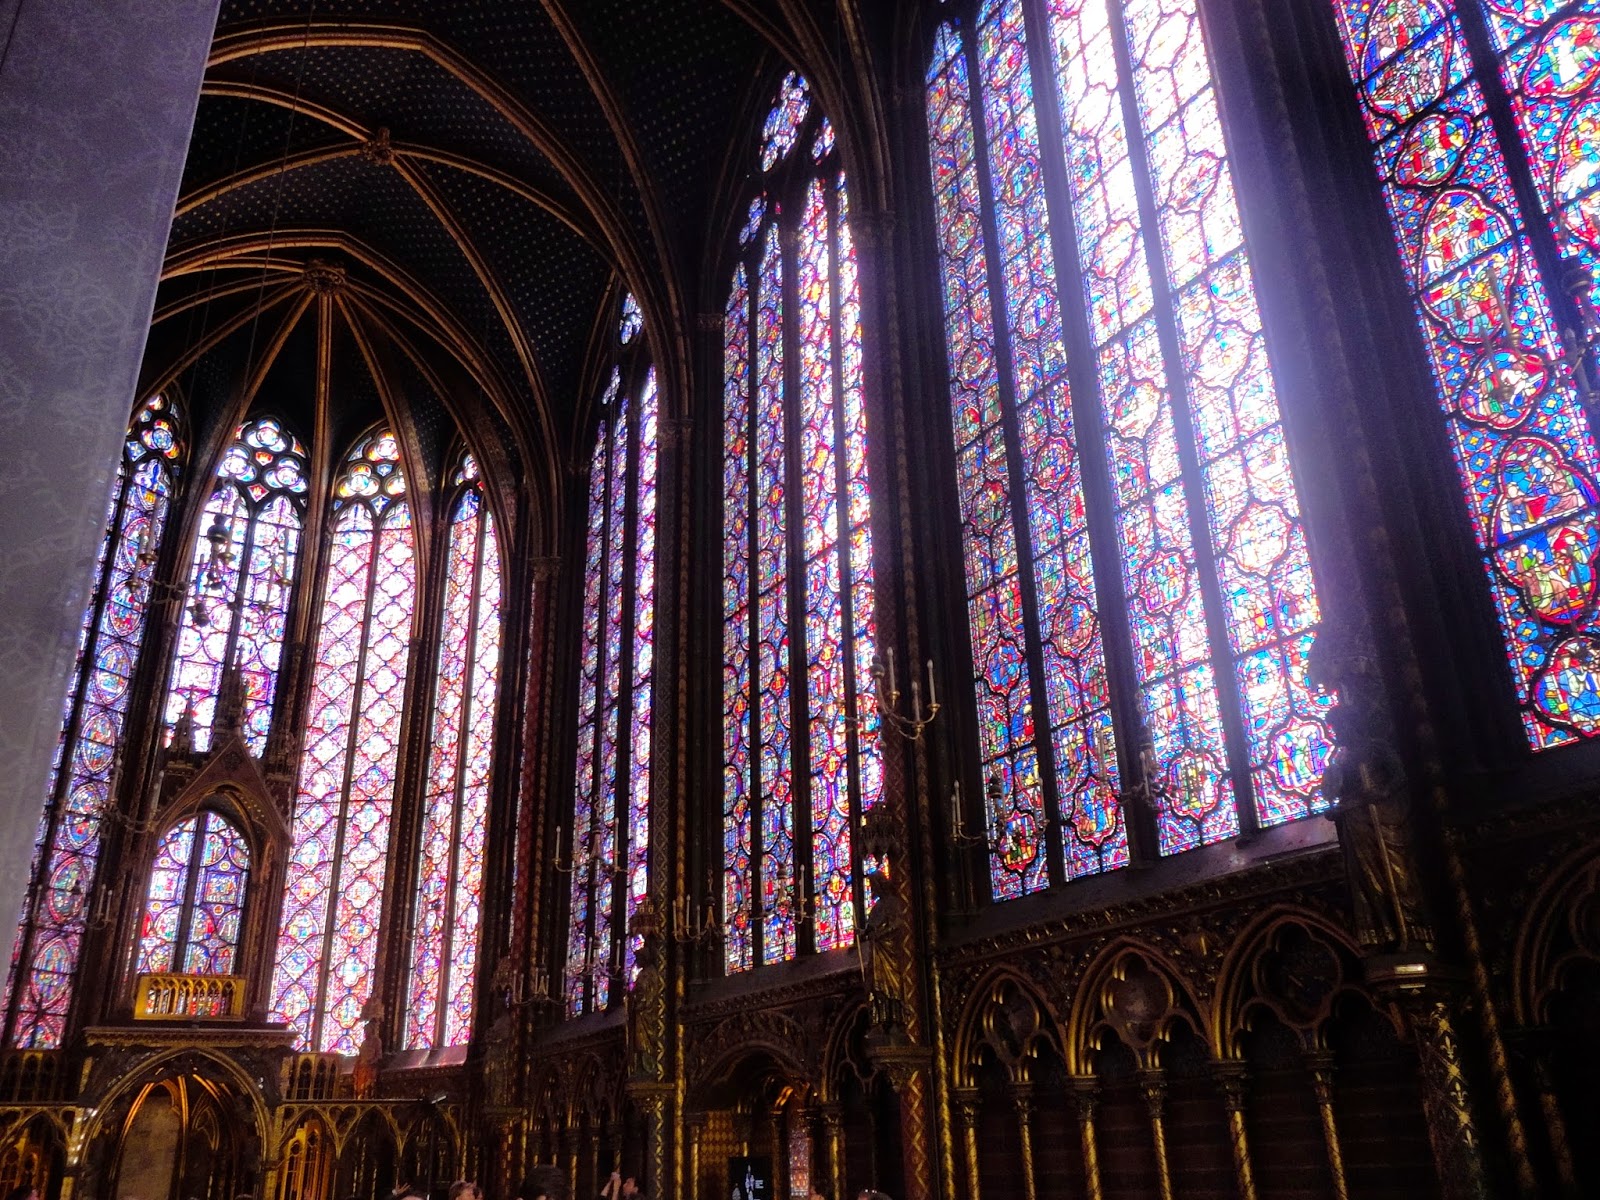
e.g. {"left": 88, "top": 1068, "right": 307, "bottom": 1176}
{"left": 134, "top": 973, "right": 247, "bottom": 1021}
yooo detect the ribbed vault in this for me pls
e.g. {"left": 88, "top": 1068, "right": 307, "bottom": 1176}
{"left": 141, "top": 0, "right": 898, "bottom": 554}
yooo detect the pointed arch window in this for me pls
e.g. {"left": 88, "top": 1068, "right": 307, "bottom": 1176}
{"left": 926, "top": 0, "right": 1332, "bottom": 900}
{"left": 722, "top": 74, "right": 881, "bottom": 973}
{"left": 1328, "top": 1, "right": 1600, "bottom": 748}
{"left": 566, "top": 297, "right": 659, "bottom": 1014}
{"left": 406, "top": 453, "right": 503, "bottom": 1049}
{"left": 270, "top": 430, "right": 416, "bottom": 1052}
{"left": 136, "top": 810, "right": 251, "bottom": 977}
{"left": 163, "top": 416, "right": 308, "bottom": 755}
{"left": 5, "top": 395, "right": 183, "bottom": 1048}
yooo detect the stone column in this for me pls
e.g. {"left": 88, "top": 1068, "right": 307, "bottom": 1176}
{"left": 0, "top": 0, "right": 222, "bottom": 933}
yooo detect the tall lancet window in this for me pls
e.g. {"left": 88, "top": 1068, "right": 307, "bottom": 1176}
{"left": 163, "top": 416, "right": 308, "bottom": 754}
{"left": 271, "top": 430, "right": 416, "bottom": 1052}
{"left": 136, "top": 810, "right": 251, "bottom": 977}
{"left": 723, "top": 73, "right": 880, "bottom": 973}
{"left": 5, "top": 396, "right": 183, "bottom": 1048}
{"left": 927, "top": 0, "right": 1331, "bottom": 901}
{"left": 1329, "top": 1, "right": 1600, "bottom": 748}
{"left": 566, "top": 295, "right": 659, "bottom": 1015}
{"left": 406, "top": 453, "right": 503, "bottom": 1049}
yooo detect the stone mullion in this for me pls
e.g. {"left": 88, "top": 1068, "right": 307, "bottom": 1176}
{"left": 548, "top": 453, "right": 604, "bottom": 1016}
{"left": 652, "top": 407, "right": 693, "bottom": 1200}
{"left": 520, "top": 552, "right": 563, "bottom": 1032}
{"left": 851, "top": 193, "right": 940, "bottom": 1200}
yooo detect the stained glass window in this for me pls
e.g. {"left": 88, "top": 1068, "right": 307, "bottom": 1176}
{"left": 723, "top": 75, "right": 880, "bottom": 973}
{"left": 565, "top": 298, "right": 660, "bottom": 1014}
{"left": 163, "top": 416, "right": 307, "bottom": 755}
{"left": 1329, "top": 0, "right": 1600, "bottom": 747}
{"left": 270, "top": 430, "right": 416, "bottom": 1053}
{"left": 136, "top": 810, "right": 251, "bottom": 977}
{"left": 927, "top": 0, "right": 1332, "bottom": 900}
{"left": 406, "top": 455, "right": 503, "bottom": 1049}
{"left": 6, "top": 395, "right": 182, "bottom": 1048}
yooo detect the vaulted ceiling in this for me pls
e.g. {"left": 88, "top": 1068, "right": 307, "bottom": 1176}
{"left": 138, "top": 0, "right": 891, "bottom": 547}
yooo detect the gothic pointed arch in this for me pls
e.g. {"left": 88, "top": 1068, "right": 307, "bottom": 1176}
{"left": 565, "top": 293, "right": 661, "bottom": 1015}
{"left": 405, "top": 449, "right": 505, "bottom": 1049}
{"left": 721, "top": 70, "right": 882, "bottom": 974}
{"left": 270, "top": 427, "right": 418, "bottom": 1053}
{"left": 5, "top": 394, "right": 185, "bottom": 1049}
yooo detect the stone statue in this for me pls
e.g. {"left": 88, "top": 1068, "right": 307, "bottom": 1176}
{"left": 1311, "top": 625, "right": 1434, "bottom": 954}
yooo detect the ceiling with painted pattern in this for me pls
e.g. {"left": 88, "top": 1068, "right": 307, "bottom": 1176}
{"left": 138, "top": 0, "right": 827, "bottom": 536}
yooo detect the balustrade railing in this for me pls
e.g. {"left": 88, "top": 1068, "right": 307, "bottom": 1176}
{"left": 133, "top": 973, "right": 247, "bottom": 1021}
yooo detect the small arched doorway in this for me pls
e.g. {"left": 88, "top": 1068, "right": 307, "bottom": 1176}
{"left": 105, "top": 1071, "right": 253, "bottom": 1200}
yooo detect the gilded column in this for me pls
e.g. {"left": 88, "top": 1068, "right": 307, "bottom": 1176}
{"left": 820, "top": 1105, "right": 844, "bottom": 1200}
{"left": 885, "top": 1060, "right": 935, "bottom": 1200}
{"left": 1517, "top": 1037, "right": 1578, "bottom": 1197}
{"left": 1070, "top": 1077, "right": 1103, "bottom": 1200}
{"left": 1213, "top": 1062, "right": 1258, "bottom": 1200}
{"left": 626, "top": 1084, "right": 671, "bottom": 1200}
{"left": 561, "top": 1129, "right": 579, "bottom": 1196}
{"left": 1401, "top": 994, "right": 1492, "bottom": 1200}
{"left": 1311, "top": 628, "right": 1495, "bottom": 1200}
{"left": 1306, "top": 1053, "right": 1350, "bottom": 1200}
{"left": 1138, "top": 1070, "right": 1174, "bottom": 1200}
{"left": 953, "top": 1092, "right": 982, "bottom": 1200}
{"left": 1012, "top": 1087, "right": 1038, "bottom": 1200}
{"left": 685, "top": 1111, "right": 705, "bottom": 1200}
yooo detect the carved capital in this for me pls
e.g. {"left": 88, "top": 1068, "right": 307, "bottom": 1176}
{"left": 696, "top": 311, "right": 724, "bottom": 335}
{"left": 661, "top": 416, "right": 694, "bottom": 450}
{"left": 952, "top": 1091, "right": 980, "bottom": 1129}
{"left": 1137, "top": 1070, "right": 1167, "bottom": 1119}
{"left": 1010, "top": 1084, "right": 1035, "bottom": 1122}
{"left": 531, "top": 556, "right": 561, "bottom": 582}
{"left": 1212, "top": 1061, "right": 1250, "bottom": 1113}
{"left": 849, "top": 208, "right": 896, "bottom": 251}
{"left": 868, "top": 1042, "right": 932, "bottom": 1096}
{"left": 1068, "top": 1075, "right": 1100, "bottom": 1121}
